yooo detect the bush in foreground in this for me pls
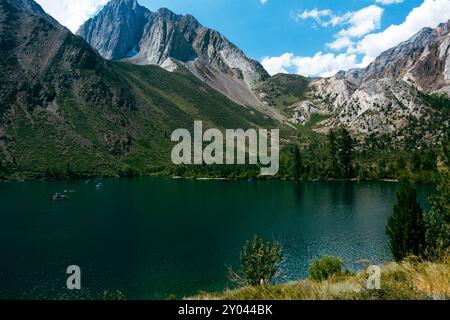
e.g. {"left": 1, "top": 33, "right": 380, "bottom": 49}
{"left": 103, "top": 290, "right": 126, "bottom": 300}
{"left": 308, "top": 256, "right": 345, "bottom": 281}
{"left": 229, "top": 235, "right": 283, "bottom": 286}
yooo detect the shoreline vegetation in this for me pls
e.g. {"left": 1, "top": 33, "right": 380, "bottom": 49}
{"left": 0, "top": 145, "right": 434, "bottom": 182}
{"left": 0, "top": 148, "right": 441, "bottom": 184}
{"left": 4, "top": 91, "right": 449, "bottom": 184}
{"left": 189, "top": 257, "right": 450, "bottom": 300}
{"left": 3, "top": 96, "right": 449, "bottom": 184}
{"left": 0, "top": 165, "right": 431, "bottom": 184}
{"left": 0, "top": 173, "right": 404, "bottom": 184}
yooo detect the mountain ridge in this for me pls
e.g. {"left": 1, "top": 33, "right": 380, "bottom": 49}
{"left": 79, "top": 0, "right": 448, "bottom": 135}
{"left": 77, "top": 0, "right": 273, "bottom": 112}
{"left": 0, "top": 0, "right": 277, "bottom": 180}
{"left": 266, "top": 21, "right": 450, "bottom": 146}
{"left": 337, "top": 21, "right": 450, "bottom": 94}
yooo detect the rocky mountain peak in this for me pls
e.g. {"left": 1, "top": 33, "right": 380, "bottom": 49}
{"left": 1, "top": 0, "right": 280, "bottom": 178}
{"left": 108, "top": 0, "right": 138, "bottom": 8}
{"left": 337, "top": 20, "right": 450, "bottom": 94}
{"left": 97, "top": 0, "right": 142, "bottom": 19}
{"left": 436, "top": 19, "right": 450, "bottom": 36}
{"left": 155, "top": 7, "right": 179, "bottom": 19}
{"left": 408, "top": 26, "right": 434, "bottom": 44}
{"left": 77, "top": 0, "right": 150, "bottom": 60}
{"left": 77, "top": 0, "right": 270, "bottom": 109}
{"left": 283, "top": 20, "right": 450, "bottom": 144}
{"left": 9, "top": 0, "right": 61, "bottom": 28}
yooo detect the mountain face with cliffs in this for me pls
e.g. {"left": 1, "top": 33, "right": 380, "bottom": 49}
{"left": 0, "top": 0, "right": 136, "bottom": 165}
{"left": 77, "top": 0, "right": 271, "bottom": 110}
{"left": 0, "top": 0, "right": 275, "bottom": 180}
{"left": 338, "top": 20, "right": 450, "bottom": 94}
{"left": 275, "top": 21, "right": 450, "bottom": 147}
{"left": 79, "top": 0, "right": 449, "bottom": 141}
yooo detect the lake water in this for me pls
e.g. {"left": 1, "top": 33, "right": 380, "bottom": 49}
{"left": 0, "top": 178, "right": 433, "bottom": 300}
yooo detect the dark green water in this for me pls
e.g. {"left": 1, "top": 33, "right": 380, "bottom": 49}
{"left": 0, "top": 178, "right": 433, "bottom": 300}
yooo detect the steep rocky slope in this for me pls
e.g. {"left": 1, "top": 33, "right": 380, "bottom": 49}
{"left": 287, "top": 75, "right": 447, "bottom": 147}
{"left": 338, "top": 21, "right": 450, "bottom": 95}
{"left": 77, "top": 0, "right": 272, "bottom": 111}
{"left": 0, "top": 0, "right": 136, "bottom": 170}
{"left": 315, "top": 78, "right": 439, "bottom": 136}
{"left": 0, "top": 0, "right": 275, "bottom": 180}
{"left": 76, "top": 0, "right": 149, "bottom": 60}
{"left": 273, "top": 23, "right": 450, "bottom": 146}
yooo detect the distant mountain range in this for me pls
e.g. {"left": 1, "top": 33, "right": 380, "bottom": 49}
{"left": 0, "top": 0, "right": 449, "bottom": 179}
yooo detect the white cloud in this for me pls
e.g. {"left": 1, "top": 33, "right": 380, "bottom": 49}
{"left": 260, "top": 0, "right": 268, "bottom": 5}
{"left": 375, "top": 0, "right": 404, "bottom": 5}
{"left": 35, "top": 0, "right": 108, "bottom": 32}
{"left": 261, "top": 53, "right": 295, "bottom": 75}
{"left": 357, "top": 0, "right": 450, "bottom": 60}
{"left": 293, "top": 52, "right": 360, "bottom": 77}
{"left": 270, "top": 0, "right": 450, "bottom": 77}
{"left": 261, "top": 52, "right": 362, "bottom": 77}
{"left": 295, "top": 5, "right": 383, "bottom": 35}
{"left": 297, "top": 5, "right": 383, "bottom": 52}
{"left": 265, "top": 5, "right": 384, "bottom": 77}
{"left": 336, "top": 5, "right": 383, "bottom": 38}
{"left": 327, "top": 37, "right": 354, "bottom": 51}
{"left": 295, "top": 9, "right": 334, "bottom": 27}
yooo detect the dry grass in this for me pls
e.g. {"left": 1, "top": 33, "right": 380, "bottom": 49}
{"left": 190, "top": 257, "right": 450, "bottom": 300}
{"left": 381, "top": 257, "right": 449, "bottom": 299}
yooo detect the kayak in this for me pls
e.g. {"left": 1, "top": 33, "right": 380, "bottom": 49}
{"left": 51, "top": 193, "right": 69, "bottom": 201}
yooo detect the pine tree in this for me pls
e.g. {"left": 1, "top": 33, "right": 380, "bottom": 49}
{"left": 424, "top": 135, "right": 450, "bottom": 260}
{"left": 337, "top": 128, "right": 354, "bottom": 178}
{"left": 291, "top": 145, "right": 303, "bottom": 180}
{"left": 327, "top": 130, "right": 339, "bottom": 177}
{"left": 386, "top": 180, "right": 426, "bottom": 261}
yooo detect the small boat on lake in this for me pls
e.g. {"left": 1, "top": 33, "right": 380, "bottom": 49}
{"left": 51, "top": 193, "right": 69, "bottom": 201}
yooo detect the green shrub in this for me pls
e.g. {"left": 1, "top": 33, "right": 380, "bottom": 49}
{"left": 103, "top": 290, "right": 126, "bottom": 300}
{"left": 230, "top": 235, "right": 283, "bottom": 286}
{"left": 165, "top": 294, "right": 178, "bottom": 300}
{"left": 308, "top": 256, "right": 344, "bottom": 281}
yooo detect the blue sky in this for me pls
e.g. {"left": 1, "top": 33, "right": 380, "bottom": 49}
{"left": 141, "top": 0, "right": 421, "bottom": 59}
{"left": 37, "top": 0, "right": 450, "bottom": 76}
